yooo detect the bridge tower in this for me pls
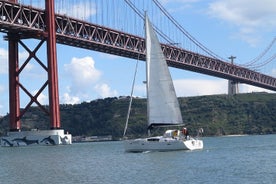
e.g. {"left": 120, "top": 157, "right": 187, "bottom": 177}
{"left": 228, "top": 56, "right": 239, "bottom": 95}
{"left": 2, "top": 0, "right": 71, "bottom": 146}
{"left": 8, "top": 0, "right": 60, "bottom": 131}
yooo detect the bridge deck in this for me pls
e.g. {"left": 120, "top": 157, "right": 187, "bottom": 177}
{"left": 0, "top": 1, "right": 275, "bottom": 91}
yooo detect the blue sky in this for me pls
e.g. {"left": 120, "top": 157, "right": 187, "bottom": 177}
{"left": 0, "top": 0, "right": 275, "bottom": 116}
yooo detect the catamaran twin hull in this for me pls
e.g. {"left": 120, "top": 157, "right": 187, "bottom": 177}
{"left": 1, "top": 129, "right": 72, "bottom": 147}
{"left": 124, "top": 137, "right": 203, "bottom": 152}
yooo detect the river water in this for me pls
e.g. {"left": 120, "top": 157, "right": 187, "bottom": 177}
{"left": 0, "top": 134, "right": 275, "bottom": 184}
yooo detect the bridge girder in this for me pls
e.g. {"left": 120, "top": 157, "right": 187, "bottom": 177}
{"left": 0, "top": 1, "right": 276, "bottom": 91}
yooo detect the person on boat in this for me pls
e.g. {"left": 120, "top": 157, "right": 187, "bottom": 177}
{"left": 182, "top": 127, "right": 189, "bottom": 139}
{"left": 173, "top": 130, "right": 178, "bottom": 138}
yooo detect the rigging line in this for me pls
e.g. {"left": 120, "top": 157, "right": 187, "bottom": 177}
{"left": 152, "top": 0, "right": 225, "bottom": 61}
{"left": 241, "top": 37, "right": 276, "bottom": 67}
{"left": 124, "top": 0, "right": 174, "bottom": 44}
{"left": 123, "top": 56, "right": 140, "bottom": 137}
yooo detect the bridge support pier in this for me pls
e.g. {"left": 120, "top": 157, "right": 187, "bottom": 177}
{"left": 228, "top": 56, "right": 239, "bottom": 95}
{"left": 7, "top": 0, "right": 61, "bottom": 130}
{"left": 45, "top": 0, "right": 60, "bottom": 129}
{"left": 1, "top": 0, "right": 72, "bottom": 147}
{"left": 228, "top": 80, "right": 239, "bottom": 95}
{"left": 8, "top": 34, "right": 20, "bottom": 131}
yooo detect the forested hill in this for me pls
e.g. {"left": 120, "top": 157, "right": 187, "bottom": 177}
{"left": 0, "top": 92, "right": 276, "bottom": 139}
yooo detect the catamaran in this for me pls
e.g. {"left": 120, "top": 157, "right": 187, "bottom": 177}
{"left": 124, "top": 15, "right": 203, "bottom": 152}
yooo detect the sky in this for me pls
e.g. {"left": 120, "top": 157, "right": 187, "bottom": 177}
{"left": 0, "top": 0, "right": 275, "bottom": 116}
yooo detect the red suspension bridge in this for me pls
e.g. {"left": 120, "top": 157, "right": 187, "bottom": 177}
{"left": 0, "top": 0, "right": 275, "bottom": 131}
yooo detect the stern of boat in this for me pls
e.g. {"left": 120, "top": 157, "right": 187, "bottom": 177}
{"left": 183, "top": 139, "right": 203, "bottom": 150}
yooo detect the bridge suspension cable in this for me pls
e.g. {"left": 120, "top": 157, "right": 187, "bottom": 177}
{"left": 124, "top": 0, "right": 225, "bottom": 60}
{"left": 249, "top": 54, "right": 276, "bottom": 70}
{"left": 241, "top": 37, "right": 276, "bottom": 69}
{"left": 124, "top": 0, "right": 175, "bottom": 45}
{"left": 152, "top": 0, "right": 225, "bottom": 61}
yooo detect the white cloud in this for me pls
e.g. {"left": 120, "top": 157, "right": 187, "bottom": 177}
{"left": 208, "top": 0, "right": 276, "bottom": 45}
{"left": 62, "top": 56, "right": 119, "bottom": 103}
{"left": 131, "top": 79, "right": 228, "bottom": 97}
{"left": 94, "top": 83, "right": 118, "bottom": 98}
{"left": 63, "top": 56, "right": 101, "bottom": 102}
{"left": 1, "top": 47, "right": 31, "bottom": 74}
{"left": 19, "top": 51, "right": 29, "bottom": 61}
{"left": 23, "top": 62, "right": 34, "bottom": 72}
{"left": 174, "top": 79, "right": 228, "bottom": 96}
{"left": 32, "top": 90, "right": 48, "bottom": 105}
{"left": 37, "top": 93, "right": 47, "bottom": 105}
{"left": 0, "top": 48, "right": 8, "bottom": 74}
{"left": 133, "top": 83, "right": 147, "bottom": 97}
{"left": 64, "top": 56, "right": 101, "bottom": 90}
{"left": 239, "top": 84, "right": 274, "bottom": 93}
{"left": 61, "top": 93, "right": 80, "bottom": 104}
{"left": 172, "top": 78, "right": 274, "bottom": 96}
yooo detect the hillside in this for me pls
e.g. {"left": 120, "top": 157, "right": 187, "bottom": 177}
{"left": 1, "top": 93, "right": 276, "bottom": 139}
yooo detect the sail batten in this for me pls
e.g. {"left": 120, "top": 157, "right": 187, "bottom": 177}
{"left": 145, "top": 15, "right": 183, "bottom": 128}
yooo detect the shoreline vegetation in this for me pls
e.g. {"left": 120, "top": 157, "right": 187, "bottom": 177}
{"left": 1, "top": 92, "right": 276, "bottom": 140}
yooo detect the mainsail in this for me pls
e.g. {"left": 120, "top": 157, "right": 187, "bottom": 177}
{"left": 145, "top": 15, "right": 183, "bottom": 129}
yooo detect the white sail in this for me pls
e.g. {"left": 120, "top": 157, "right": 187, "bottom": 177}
{"left": 145, "top": 15, "right": 183, "bottom": 129}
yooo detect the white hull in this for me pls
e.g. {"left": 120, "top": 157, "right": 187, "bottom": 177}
{"left": 1, "top": 129, "right": 72, "bottom": 147}
{"left": 124, "top": 136, "right": 203, "bottom": 152}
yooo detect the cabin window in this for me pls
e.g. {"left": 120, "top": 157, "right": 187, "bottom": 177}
{"left": 147, "top": 138, "right": 159, "bottom": 141}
